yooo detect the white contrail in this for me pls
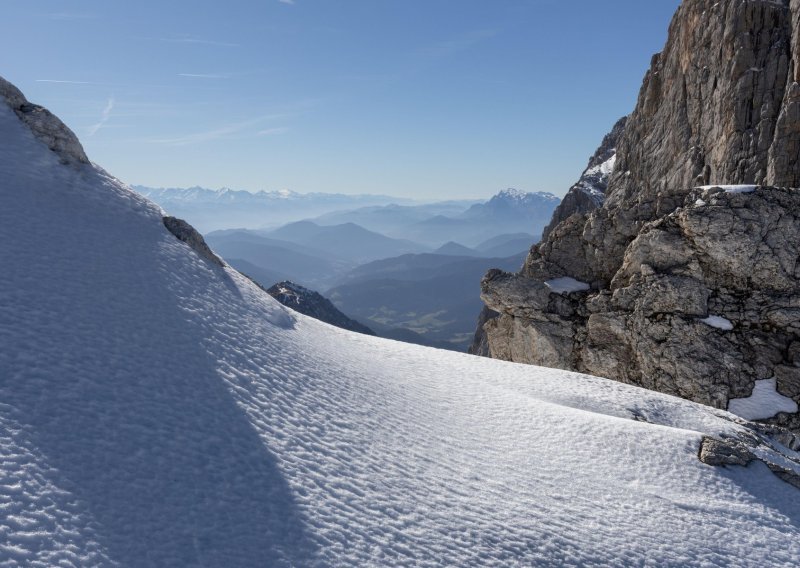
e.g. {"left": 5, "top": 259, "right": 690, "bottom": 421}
{"left": 88, "top": 97, "right": 115, "bottom": 136}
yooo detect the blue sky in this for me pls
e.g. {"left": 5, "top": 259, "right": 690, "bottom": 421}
{"left": 2, "top": 0, "right": 680, "bottom": 199}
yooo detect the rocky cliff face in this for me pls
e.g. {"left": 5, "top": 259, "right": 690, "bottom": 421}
{"left": 478, "top": 0, "right": 800, "bottom": 431}
{"left": 267, "top": 281, "right": 375, "bottom": 336}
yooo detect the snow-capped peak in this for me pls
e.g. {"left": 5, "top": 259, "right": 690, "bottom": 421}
{"left": 497, "top": 187, "right": 528, "bottom": 200}
{"left": 491, "top": 188, "right": 559, "bottom": 203}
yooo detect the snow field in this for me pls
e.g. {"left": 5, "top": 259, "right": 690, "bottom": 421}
{"left": 2, "top": 102, "right": 800, "bottom": 566}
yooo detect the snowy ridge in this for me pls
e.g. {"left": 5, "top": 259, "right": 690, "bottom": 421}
{"left": 2, "top": 86, "right": 800, "bottom": 566}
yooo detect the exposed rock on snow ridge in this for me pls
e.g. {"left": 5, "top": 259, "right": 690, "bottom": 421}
{"left": 0, "top": 75, "right": 88, "bottom": 165}
{"left": 266, "top": 280, "right": 375, "bottom": 335}
{"left": 477, "top": 0, "right": 800, "bottom": 432}
{"left": 162, "top": 216, "right": 224, "bottom": 267}
{"left": 699, "top": 425, "right": 800, "bottom": 490}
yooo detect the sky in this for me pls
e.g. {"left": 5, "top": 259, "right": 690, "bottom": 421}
{"left": 2, "top": 0, "right": 680, "bottom": 200}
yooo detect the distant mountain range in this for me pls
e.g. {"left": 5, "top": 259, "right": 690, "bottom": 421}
{"left": 473, "top": 233, "right": 538, "bottom": 257}
{"left": 195, "top": 188, "right": 554, "bottom": 349}
{"left": 205, "top": 221, "right": 431, "bottom": 289}
{"left": 311, "top": 188, "right": 558, "bottom": 248}
{"left": 133, "top": 185, "right": 416, "bottom": 233}
{"left": 265, "top": 221, "right": 428, "bottom": 263}
{"left": 310, "top": 200, "right": 482, "bottom": 233}
{"left": 206, "top": 222, "right": 529, "bottom": 350}
{"left": 205, "top": 230, "right": 353, "bottom": 290}
{"left": 138, "top": 186, "right": 559, "bottom": 250}
{"left": 431, "top": 233, "right": 536, "bottom": 258}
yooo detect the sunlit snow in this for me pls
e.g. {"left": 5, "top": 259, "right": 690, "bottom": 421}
{"left": 697, "top": 184, "right": 758, "bottom": 193}
{"left": 2, "top": 100, "right": 800, "bottom": 566}
{"left": 728, "top": 378, "right": 799, "bottom": 421}
{"left": 585, "top": 153, "right": 617, "bottom": 177}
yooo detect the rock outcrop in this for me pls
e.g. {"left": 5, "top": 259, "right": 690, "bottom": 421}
{"left": 699, "top": 425, "right": 800, "bottom": 488}
{"left": 478, "top": 0, "right": 800, "bottom": 432}
{"left": 0, "top": 75, "right": 89, "bottom": 165}
{"left": 162, "top": 216, "right": 224, "bottom": 266}
{"left": 267, "top": 281, "right": 375, "bottom": 335}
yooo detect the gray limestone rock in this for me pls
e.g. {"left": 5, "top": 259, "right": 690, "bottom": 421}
{"left": 162, "top": 216, "right": 224, "bottom": 267}
{"left": 0, "top": 75, "right": 89, "bottom": 166}
{"left": 698, "top": 436, "right": 755, "bottom": 467}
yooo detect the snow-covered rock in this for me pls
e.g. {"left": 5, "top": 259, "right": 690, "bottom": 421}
{"left": 481, "top": 184, "right": 800, "bottom": 432}
{"left": 3, "top": 78, "right": 800, "bottom": 566}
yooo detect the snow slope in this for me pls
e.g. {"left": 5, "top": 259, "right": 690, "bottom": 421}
{"left": 2, "top": 93, "right": 800, "bottom": 567}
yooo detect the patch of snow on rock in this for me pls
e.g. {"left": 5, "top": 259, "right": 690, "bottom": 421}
{"left": 728, "top": 378, "right": 799, "bottom": 421}
{"left": 696, "top": 184, "right": 758, "bottom": 193}
{"left": 544, "top": 277, "right": 591, "bottom": 294}
{"left": 585, "top": 153, "right": 617, "bottom": 177}
{"left": 699, "top": 315, "right": 734, "bottom": 330}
